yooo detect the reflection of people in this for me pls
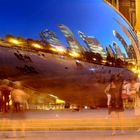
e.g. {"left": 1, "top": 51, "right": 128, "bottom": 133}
{"left": 0, "top": 79, "right": 12, "bottom": 112}
{"left": 11, "top": 81, "right": 29, "bottom": 112}
{"left": 132, "top": 78, "right": 140, "bottom": 132}
{"left": 105, "top": 76, "right": 124, "bottom": 135}
{"left": 104, "top": 83, "right": 111, "bottom": 116}
{"left": 10, "top": 81, "right": 29, "bottom": 137}
{"left": 128, "top": 79, "right": 140, "bottom": 109}
{"left": 121, "top": 80, "right": 129, "bottom": 109}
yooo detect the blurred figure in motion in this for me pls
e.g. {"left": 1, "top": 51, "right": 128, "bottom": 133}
{"left": 11, "top": 81, "right": 29, "bottom": 112}
{"left": 121, "top": 80, "right": 130, "bottom": 109}
{"left": 0, "top": 79, "right": 13, "bottom": 137}
{"left": 127, "top": 78, "right": 140, "bottom": 109}
{"left": 105, "top": 75, "right": 124, "bottom": 135}
{"left": 0, "top": 79, "right": 12, "bottom": 112}
{"left": 10, "top": 81, "right": 29, "bottom": 137}
{"left": 104, "top": 83, "right": 111, "bottom": 117}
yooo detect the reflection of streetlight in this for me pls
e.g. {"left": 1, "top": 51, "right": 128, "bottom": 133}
{"left": 56, "top": 47, "right": 66, "bottom": 54}
{"left": 69, "top": 51, "right": 80, "bottom": 58}
{"left": 49, "top": 47, "right": 57, "bottom": 52}
{"left": 8, "top": 38, "right": 20, "bottom": 45}
{"left": 32, "top": 43, "right": 42, "bottom": 49}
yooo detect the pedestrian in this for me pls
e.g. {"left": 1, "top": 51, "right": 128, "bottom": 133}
{"left": 132, "top": 78, "right": 140, "bottom": 132}
{"left": 127, "top": 78, "right": 139, "bottom": 109}
{"left": 105, "top": 75, "right": 124, "bottom": 135}
{"left": 0, "top": 79, "right": 12, "bottom": 112}
{"left": 10, "top": 81, "right": 29, "bottom": 137}
{"left": 121, "top": 80, "right": 130, "bottom": 109}
{"left": 11, "top": 81, "right": 29, "bottom": 112}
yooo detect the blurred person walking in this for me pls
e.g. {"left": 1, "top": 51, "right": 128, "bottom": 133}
{"left": 10, "top": 81, "right": 29, "bottom": 137}
{"left": 104, "top": 76, "right": 124, "bottom": 135}
{"left": 127, "top": 78, "right": 140, "bottom": 109}
{"left": 132, "top": 78, "right": 140, "bottom": 132}
{"left": 0, "top": 79, "right": 13, "bottom": 137}
{"left": 0, "top": 79, "right": 12, "bottom": 112}
{"left": 121, "top": 80, "right": 130, "bottom": 109}
{"left": 11, "top": 81, "right": 29, "bottom": 112}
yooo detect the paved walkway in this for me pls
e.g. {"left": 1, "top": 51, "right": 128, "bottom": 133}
{"left": 0, "top": 108, "right": 135, "bottom": 120}
{"left": 0, "top": 109, "right": 139, "bottom": 131}
{"left": 0, "top": 130, "right": 140, "bottom": 140}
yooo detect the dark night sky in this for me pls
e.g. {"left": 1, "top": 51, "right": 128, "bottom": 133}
{"left": 0, "top": 0, "right": 131, "bottom": 53}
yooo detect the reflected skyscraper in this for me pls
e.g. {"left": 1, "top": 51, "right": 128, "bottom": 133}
{"left": 113, "top": 30, "right": 132, "bottom": 58}
{"left": 58, "top": 24, "right": 85, "bottom": 53}
{"left": 106, "top": 45, "right": 115, "bottom": 58}
{"left": 78, "top": 31, "right": 107, "bottom": 59}
{"left": 39, "top": 29, "right": 65, "bottom": 50}
{"left": 112, "top": 41, "right": 124, "bottom": 59}
{"left": 114, "top": 19, "right": 140, "bottom": 60}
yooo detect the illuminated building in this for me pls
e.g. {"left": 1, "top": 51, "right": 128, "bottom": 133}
{"left": 114, "top": 20, "right": 140, "bottom": 61}
{"left": 78, "top": 31, "right": 107, "bottom": 59}
{"left": 112, "top": 41, "right": 124, "bottom": 59}
{"left": 58, "top": 24, "right": 85, "bottom": 53}
{"left": 39, "top": 29, "right": 66, "bottom": 52}
{"left": 106, "top": 45, "right": 115, "bottom": 58}
{"left": 135, "top": 0, "right": 140, "bottom": 41}
{"left": 113, "top": 30, "right": 132, "bottom": 58}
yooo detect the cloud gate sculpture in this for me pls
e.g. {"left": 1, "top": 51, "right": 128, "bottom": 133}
{"left": 0, "top": 0, "right": 140, "bottom": 108}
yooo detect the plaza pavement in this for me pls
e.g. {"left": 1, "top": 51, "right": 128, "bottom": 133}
{"left": 0, "top": 109, "right": 139, "bottom": 131}
{"left": 0, "top": 130, "right": 140, "bottom": 140}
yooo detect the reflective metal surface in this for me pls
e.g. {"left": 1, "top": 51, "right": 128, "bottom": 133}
{"left": 0, "top": 0, "right": 139, "bottom": 108}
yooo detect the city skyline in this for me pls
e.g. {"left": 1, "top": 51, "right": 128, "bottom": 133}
{"left": 0, "top": 0, "right": 135, "bottom": 56}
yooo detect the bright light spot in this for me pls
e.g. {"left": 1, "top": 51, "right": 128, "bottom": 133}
{"left": 32, "top": 43, "right": 42, "bottom": 49}
{"left": 93, "top": 58, "right": 96, "bottom": 61}
{"left": 49, "top": 94, "right": 58, "bottom": 99}
{"left": 89, "top": 68, "right": 96, "bottom": 72}
{"left": 56, "top": 99, "right": 65, "bottom": 104}
{"left": 8, "top": 38, "right": 19, "bottom": 45}
{"left": 131, "top": 67, "right": 137, "bottom": 73}
{"left": 50, "top": 47, "right": 57, "bottom": 52}
{"left": 84, "top": 106, "right": 88, "bottom": 109}
{"left": 56, "top": 47, "right": 66, "bottom": 53}
{"left": 102, "top": 60, "right": 107, "bottom": 63}
{"left": 69, "top": 51, "right": 80, "bottom": 58}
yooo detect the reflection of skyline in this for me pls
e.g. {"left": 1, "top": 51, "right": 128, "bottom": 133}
{"left": 114, "top": 19, "right": 139, "bottom": 59}
{"left": 113, "top": 30, "right": 131, "bottom": 58}
{"left": 38, "top": 23, "right": 137, "bottom": 61}
{"left": 106, "top": 45, "right": 115, "bottom": 58}
{"left": 0, "top": 0, "right": 138, "bottom": 60}
{"left": 39, "top": 29, "right": 65, "bottom": 50}
{"left": 58, "top": 24, "right": 85, "bottom": 53}
{"left": 78, "top": 31, "right": 106, "bottom": 58}
{"left": 112, "top": 41, "right": 124, "bottom": 59}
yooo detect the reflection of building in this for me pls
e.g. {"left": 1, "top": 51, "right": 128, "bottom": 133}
{"left": 113, "top": 30, "right": 132, "bottom": 58}
{"left": 39, "top": 29, "right": 65, "bottom": 50}
{"left": 58, "top": 24, "right": 85, "bottom": 53}
{"left": 78, "top": 31, "right": 107, "bottom": 58}
{"left": 106, "top": 45, "right": 115, "bottom": 58}
{"left": 114, "top": 20, "right": 140, "bottom": 60}
{"left": 112, "top": 41, "right": 124, "bottom": 59}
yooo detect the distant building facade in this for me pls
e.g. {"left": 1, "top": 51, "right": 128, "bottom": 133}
{"left": 78, "top": 31, "right": 107, "bottom": 59}
{"left": 39, "top": 29, "right": 65, "bottom": 50}
{"left": 106, "top": 45, "right": 115, "bottom": 58}
{"left": 105, "top": 0, "right": 136, "bottom": 28}
{"left": 112, "top": 41, "right": 124, "bottom": 59}
{"left": 58, "top": 24, "right": 85, "bottom": 53}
